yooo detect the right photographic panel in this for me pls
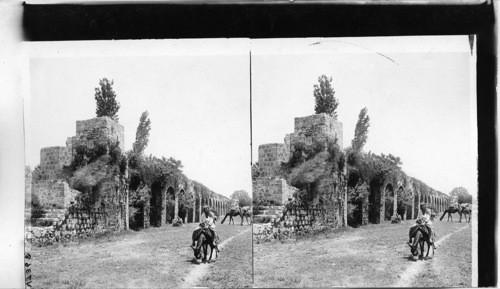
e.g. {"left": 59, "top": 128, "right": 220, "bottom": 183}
{"left": 251, "top": 36, "right": 477, "bottom": 288}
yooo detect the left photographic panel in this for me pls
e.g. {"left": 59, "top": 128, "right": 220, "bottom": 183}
{"left": 23, "top": 40, "right": 252, "bottom": 288}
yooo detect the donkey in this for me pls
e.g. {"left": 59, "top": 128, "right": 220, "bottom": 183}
{"left": 191, "top": 227, "right": 217, "bottom": 264}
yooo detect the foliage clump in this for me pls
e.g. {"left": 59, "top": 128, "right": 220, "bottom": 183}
{"left": 95, "top": 78, "right": 120, "bottom": 121}
{"left": 313, "top": 75, "right": 339, "bottom": 118}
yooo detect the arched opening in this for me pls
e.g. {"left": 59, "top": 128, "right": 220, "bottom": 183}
{"left": 368, "top": 181, "right": 381, "bottom": 224}
{"left": 346, "top": 172, "right": 364, "bottom": 227}
{"left": 166, "top": 186, "right": 176, "bottom": 223}
{"left": 396, "top": 186, "right": 406, "bottom": 219}
{"left": 384, "top": 183, "right": 395, "bottom": 220}
{"left": 149, "top": 182, "right": 164, "bottom": 227}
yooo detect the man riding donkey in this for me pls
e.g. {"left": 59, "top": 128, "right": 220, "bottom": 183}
{"left": 408, "top": 203, "right": 437, "bottom": 250}
{"left": 191, "top": 205, "right": 220, "bottom": 252}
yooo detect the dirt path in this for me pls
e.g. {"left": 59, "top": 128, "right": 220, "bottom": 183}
{"left": 254, "top": 213, "right": 472, "bottom": 288}
{"left": 181, "top": 227, "right": 251, "bottom": 288}
{"left": 395, "top": 224, "right": 470, "bottom": 287}
{"left": 29, "top": 223, "right": 252, "bottom": 288}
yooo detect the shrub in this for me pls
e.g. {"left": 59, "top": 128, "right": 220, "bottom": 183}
{"left": 172, "top": 217, "right": 183, "bottom": 227}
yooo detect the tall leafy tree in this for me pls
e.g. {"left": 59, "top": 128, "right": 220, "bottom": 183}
{"left": 95, "top": 78, "right": 120, "bottom": 121}
{"left": 352, "top": 107, "right": 370, "bottom": 151}
{"left": 313, "top": 75, "right": 339, "bottom": 118}
{"left": 450, "top": 187, "right": 472, "bottom": 204}
{"left": 132, "top": 111, "right": 151, "bottom": 154}
{"left": 230, "top": 190, "right": 252, "bottom": 207}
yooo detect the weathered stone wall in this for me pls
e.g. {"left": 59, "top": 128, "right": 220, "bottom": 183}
{"left": 253, "top": 178, "right": 297, "bottom": 205}
{"left": 70, "top": 116, "right": 125, "bottom": 153}
{"left": 253, "top": 205, "right": 284, "bottom": 223}
{"left": 253, "top": 205, "right": 335, "bottom": 242}
{"left": 39, "top": 146, "right": 71, "bottom": 179}
{"left": 258, "top": 143, "right": 287, "bottom": 178}
{"left": 286, "top": 113, "right": 343, "bottom": 151}
{"left": 32, "top": 180, "right": 79, "bottom": 208}
{"left": 25, "top": 206, "right": 111, "bottom": 246}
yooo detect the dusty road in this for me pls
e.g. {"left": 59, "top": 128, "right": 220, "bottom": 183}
{"left": 254, "top": 213, "right": 472, "bottom": 288}
{"left": 29, "top": 222, "right": 252, "bottom": 288}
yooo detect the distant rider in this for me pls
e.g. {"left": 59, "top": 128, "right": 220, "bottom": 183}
{"left": 408, "top": 203, "right": 436, "bottom": 249}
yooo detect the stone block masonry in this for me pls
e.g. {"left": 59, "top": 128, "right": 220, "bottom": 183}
{"left": 70, "top": 116, "right": 125, "bottom": 153}
{"left": 32, "top": 180, "right": 79, "bottom": 208}
{"left": 25, "top": 206, "right": 112, "bottom": 246}
{"left": 253, "top": 178, "right": 297, "bottom": 205}
{"left": 39, "top": 146, "right": 71, "bottom": 179}
{"left": 258, "top": 143, "right": 288, "bottom": 178}
{"left": 286, "top": 113, "right": 343, "bottom": 151}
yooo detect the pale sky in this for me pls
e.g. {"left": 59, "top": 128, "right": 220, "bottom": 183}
{"left": 24, "top": 36, "right": 478, "bottom": 199}
{"left": 251, "top": 36, "right": 477, "bottom": 197}
{"left": 25, "top": 39, "right": 251, "bottom": 198}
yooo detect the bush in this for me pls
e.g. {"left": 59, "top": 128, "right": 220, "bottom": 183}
{"left": 391, "top": 214, "right": 402, "bottom": 224}
{"left": 172, "top": 217, "right": 183, "bottom": 227}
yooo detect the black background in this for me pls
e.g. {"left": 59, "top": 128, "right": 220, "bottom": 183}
{"left": 23, "top": 2, "right": 497, "bottom": 286}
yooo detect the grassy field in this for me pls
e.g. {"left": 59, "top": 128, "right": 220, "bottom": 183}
{"left": 28, "top": 222, "right": 252, "bottom": 288}
{"left": 254, "top": 213, "right": 472, "bottom": 288}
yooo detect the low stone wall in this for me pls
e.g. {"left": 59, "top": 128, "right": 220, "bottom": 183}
{"left": 253, "top": 205, "right": 331, "bottom": 242}
{"left": 26, "top": 206, "right": 111, "bottom": 246}
{"left": 253, "top": 205, "right": 284, "bottom": 223}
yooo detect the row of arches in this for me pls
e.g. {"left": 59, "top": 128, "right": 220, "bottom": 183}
{"left": 378, "top": 179, "right": 450, "bottom": 223}
{"left": 146, "top": 181, "right": 231, "bottom": 228}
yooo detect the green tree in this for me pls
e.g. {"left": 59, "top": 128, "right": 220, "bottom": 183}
{"left": 95, "top": 78, "right": 120, "bottom": 121}
{"left": 230, "top": 190, "right": 252, "bottom": 207}
{"left": 314, "top": 75, "right": 339, "bottom": 118}
{"left": 450, "top": 187, "right": 472, "bottom": 204}
{"left": 352, "top": 107, "right": 370, "bottom": 151}
{"left": 133, "top": 111, "right": 151, "bottom": 154}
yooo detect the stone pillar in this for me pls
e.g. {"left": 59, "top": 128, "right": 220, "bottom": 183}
{"left": 192, "top": 198, "right": 196, "bottom": 223}
{"left": 199, "top": 195, "right": 202, "bottom": 222}
{"left": 393, "top": 189, "right": 398, "bottom": 218}
{"left": 380, "top": 187, "right": 385, "bottom": 223}
{"left": 411, "top": 191, "right": 415, "bottom": 220}
{"left": 161, "top": 189, "right": 167, "bottom": 225}
{"left": 417, "top": 193, "right": 421, "bottom": 218}
{"left": 174, "top": 190, "right": 179, "bottom": 220}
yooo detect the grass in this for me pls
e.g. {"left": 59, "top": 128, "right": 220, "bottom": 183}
{"left": 198, "top": 225, "right": 252, "bottom": 288}
{"left": 28, "top": 223, "right": 252, "bottom": 288}
{"left": 254, "top": 213, "right": 472, "bottom": 288}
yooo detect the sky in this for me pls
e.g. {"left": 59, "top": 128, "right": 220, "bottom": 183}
{"left": 24, "top": 36, "right": 477, "bottom": 199}
{"left": 251, "top": 36, "right": 477, "bottom": 197}
{"left": 25, "top": 39, "right": 251, "bottom": 198}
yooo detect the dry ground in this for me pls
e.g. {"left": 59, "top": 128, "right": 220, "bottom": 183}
{"left": 28, "top": 222, "right": 252, "bottom": 288}
{"left": 254, "top": 212, "right": 471, "bottom": 288}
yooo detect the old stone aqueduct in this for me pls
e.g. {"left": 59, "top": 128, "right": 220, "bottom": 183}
{"left": 26, "top": 116, "right": 233, "bottom": 243}
{"left": 253, "top": 113, "right": 452, "bottom": 226}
